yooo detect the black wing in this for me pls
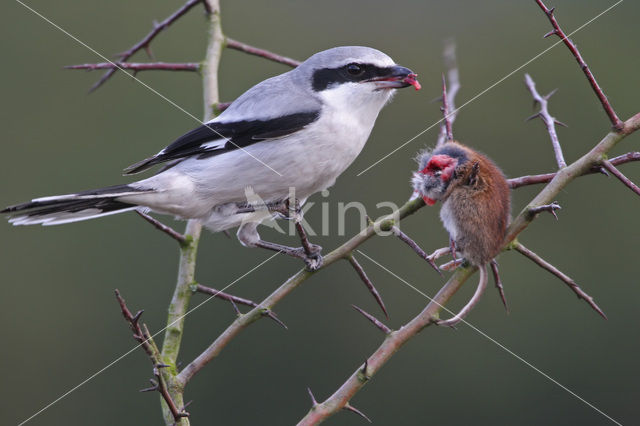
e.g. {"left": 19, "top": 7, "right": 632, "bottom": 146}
{"left": 124, "top": 111, "right": 320, "bottom": 174}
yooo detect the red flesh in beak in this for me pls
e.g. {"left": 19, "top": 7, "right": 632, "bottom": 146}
{"left": 403, "top": 73, "right": 421, "bottom": 91}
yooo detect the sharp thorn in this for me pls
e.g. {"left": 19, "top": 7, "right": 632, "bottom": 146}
{"left": 183, "top": 400, "right": 193, "bottom": 409}
{"left": 222, "top": 229, "right": 231, "bottom": 239}
{"left": 598, "top": 166, "right": 610, "bottom": 177}
{"left": 543, "top": 29, "right": 557, "bottom": 38}
{"left": 156, "top": 363, "right": 170, "bottom": 369}
{"left": 526, "top": 112, "right": 541, "bottom": 122}
{"left": 554, "top": 119, "right": 569, "bottom": 128}
{"left": 139, "top": 385, "right": 158, "bottom": 393}
{"left": 544, "top": 88, "right": 559, "bottom": 100}
{"left": 307, "top": 387, "right": 318, "bottom": 406}
{"left": 351, "top": 305, "right": 392, "bottom": 334}
{"left": 264, "top": 310, "right": 288, "bottom": 329}
{"left": 344, "top": 403, "right": 372, "bottom": 423}
{"left": 230, "top": 299, "right": 241, "bottom": 316}
{"left": 132, "top": 310, "right": 144, "bottom": 324}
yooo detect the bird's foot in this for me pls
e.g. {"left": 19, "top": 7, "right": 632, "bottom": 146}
{"left": 293, "top": 243, "right": 323, "bottom": 271}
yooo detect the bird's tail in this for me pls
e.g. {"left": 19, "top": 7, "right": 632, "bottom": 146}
{"left": 2, "top": 184, "right": 152, "bottom": 226}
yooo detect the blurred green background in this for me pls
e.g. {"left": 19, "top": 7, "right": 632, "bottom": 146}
{"left": 1, "top": 1, "right": 639, "bottom": 425}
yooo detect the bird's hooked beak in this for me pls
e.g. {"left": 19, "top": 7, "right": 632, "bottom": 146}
{"left": 367, "top": 65, "right": 421, "bottom": 91}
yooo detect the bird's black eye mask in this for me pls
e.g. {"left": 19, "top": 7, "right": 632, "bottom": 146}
{"left": 312, "top": 63, "right": 393, "bottom": 91}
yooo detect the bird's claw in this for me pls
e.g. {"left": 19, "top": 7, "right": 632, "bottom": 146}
{"left": 298, "top": 243, "right": 323, "bottom": 271}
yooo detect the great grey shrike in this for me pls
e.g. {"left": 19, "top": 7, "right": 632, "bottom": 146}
{"left": 3, "top": 46, "right": 421, "bottom": 269}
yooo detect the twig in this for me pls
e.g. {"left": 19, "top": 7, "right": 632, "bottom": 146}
{"left": 513, "top": 242, "right": 606, "bottom": 319}
{"left": 347, "top": 255, "right": 389, "bottom": 318}
{"left": 157, "top": 1, "right": 222, "bottom": 423}
{"left": 391, "top": 226, "right": 441, "bottom": 275}
{"left": 440, "top": 75, "right": 454, "bottom": 142}
{"left": 154, "top": 365, "right": 190, "bottom": 421}
{"left": 195, "top": 284, "right": 287, "bottom": 329}
{"left": 507, "top": 151, "right": 640, "bottom": 188}
{"left": 528, "top": 201, "right": 562, "bottom": 220}
{"left": 534, "top": 0, "right": 622, "bottom": 129}
{"left": 524, "top": 73, "right": 567, "bottom": 168}
{"left": 114, "top": 290, "right": 189, "bottom": 422}
{"left": 351, "top": 305, "right": 392, "bottom": 334}
{"left": 601, "top": 159, "right": 640, "bottom": 197}
{"left": 225, "top": 38, "right": 301, "bottom": 68}
{"left": 66, "top": 62, "right": 200, "bottom": 72}
{"left": 87, "top": 0, "right": 205, "bottom": 92}
{"left": 436, "top": 40, "right": 460, "bottom": 147}
{"left": 136, "top": 210, "right": 188, "bottom": 246}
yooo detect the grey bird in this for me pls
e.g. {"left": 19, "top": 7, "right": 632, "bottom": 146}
{"left": 3, "top": 46, "right": 421, "bottom": 269}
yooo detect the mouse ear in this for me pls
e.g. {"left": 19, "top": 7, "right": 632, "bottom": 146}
{"left": 467, "top": 161, "right": 480, "bottom": 186}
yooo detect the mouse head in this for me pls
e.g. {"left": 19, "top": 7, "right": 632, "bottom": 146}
{"left": 412, "top": 143, "right": 469, "bottom": 205}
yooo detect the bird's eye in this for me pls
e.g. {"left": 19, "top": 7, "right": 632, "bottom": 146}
{"left": 346, "top": 63, "right": 364, "bottom": 76}
{"left": 434, "top": 170, "right": 442, "bottom": 177}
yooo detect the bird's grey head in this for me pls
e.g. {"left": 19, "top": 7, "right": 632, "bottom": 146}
{"left": 294, "top": 46, "right": 420, "bottom": 110}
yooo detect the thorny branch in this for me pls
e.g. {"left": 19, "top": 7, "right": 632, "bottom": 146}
{"left": 440, "top": 75, "right": 454, "bottom": 142}
{"left": 524, "top": 73, "right": 567, "bottom": 168}
{"left": 69, "top": 0, "right": 302, "bottom": 94}
{"left": 114, "top": 290, "right": 189, "bottom": 421}
{"left": 226, "top": 38, "right": 301, "bottom": 67}
{"left": 136, "top": 210, "right": 187, "bottom": 246}
{"left": 512, "top": 243, "right": 607, "bottom": 319}
{"left": 436, "top": 40, "right": 460, "bottom": 147}
{"left": 66, "top": 62, "right": 200, "bottom": 72}
{"left": 601, "top": 159, "right": 640, "bottom": 197}
{"left": 346, "top": 254, "right": 389, "bottom": 318}
{"left": 194, "top": 283, "right": 287, "bottom": 329}
{"left": 86, "top": 0, "right": 205, "bottom": 92}
{"left": 507, "top": 152, "right": 640, "bottom": 188}
{"left": 535, "top": 0, "right": 623, "bottom": 129}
